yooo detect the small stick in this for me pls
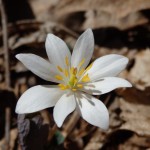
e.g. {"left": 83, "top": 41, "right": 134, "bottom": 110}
{"left": 62, "top": 111, "right": 80, "bottom": 138}
{"left": 48, "top": 124, "right": 58, "bottom": 141}
{"left": 0, "top": 50, "right": 4, "bottom": 55}
{"left": 0, "top": 0, "right": 10, "bottom": 89}
{"left": 0, "top": 1, "right": 11, "bottom": 149}
{"left": 5, "top": 108, "right": 11, "bottom": 150}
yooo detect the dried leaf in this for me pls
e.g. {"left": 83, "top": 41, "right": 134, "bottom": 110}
{"left": 17, "top": 114, "right": 49, "bottom": 150}
{"left": 129, "top": 50, "right": 150, "bottom": 90}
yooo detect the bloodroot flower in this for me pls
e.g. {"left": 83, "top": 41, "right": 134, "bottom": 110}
{"left": 15, "top": 29, "right": 132, "bottom": 130}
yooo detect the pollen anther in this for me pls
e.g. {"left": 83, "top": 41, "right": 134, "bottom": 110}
{"left": 65, "top": 56, "right": 69, "bottom": 66}
{"left": 78, "top": 68, "right": 85, "bottom": 76}
{"left": 81, "top": 74, "right": 90, "bottom": 82}
{"left": 64, "top": 69, "right": 69, "bottom": 77}
{"left": 85, "top": 62, "right": 93, "bottom": 72}
{"left": 55, "top": 75, "right": 63, "bottom": 80}
{"left": 72, "top": 88, "right": 77, "bottom": 91}
{"left": 78, "top": 59, "right": 85, "bottom": 68}
{"left": 77, "top": 84, "right": 83, "bottom": 88}
{"left": 58, "top": 84, "right": 69, "bottom": 90}
{"left": 57, "top": 66, "right": 63, "bottom": 72}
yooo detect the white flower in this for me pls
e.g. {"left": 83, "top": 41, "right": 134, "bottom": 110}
{"left": 15, "top": 29, "right": 132, "bottom": 130}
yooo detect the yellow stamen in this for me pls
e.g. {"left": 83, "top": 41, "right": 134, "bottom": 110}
{"left": 69, "top": 68, "right": 78, "bottom": 87}
{"left": 85, "top": 63, "right": 93, "bottom": 72}
{"left": 77, "top": 84, "right": 83, "bottom": 88}
{"left": 78, "top": 59, "right": 85, "bottom": 68}
{"left": 58, "top": 84, "right": 64, "bottom": 88}
{"left": 78, "top": 68, "right": 85, "bottom": 76}
{"left": 70, "top": 67, "right": 77, "bottom": 75}
{"left": 60, "top": 86, "right": 66, "bottom": 90}
{"left": 70, "top": 67, "right": 74, "bottom": 74}
{"left": 70, "top": 67, "right": 75, "bottom": 74}
{"left": 81, "top": 74, "right": 90, "bottom": 82}
{"left": 55, "top": 75, "right": 63, "bottom": 80}
{"left": 57, "top": 66, "right": 63, "bottom": 72}
{"left": 64, "top": 69, "right": 69, "bottom": 77}
{"left": 65, "top": 56, "right": 69, "bottom": 66}
{"left": 69, "top": 74, "right": 77, "bottom": 87}
{"left": 73, "top": 68, "right": 77, "bottom": 75}
{"left": 58, "top": 84, "right": 69, "bottom": 90}
{"left": 58, "top": 84, "right": 63, "bottom": 87}
{"left": 72, "top": 88, "right": 77, "bottom": 91}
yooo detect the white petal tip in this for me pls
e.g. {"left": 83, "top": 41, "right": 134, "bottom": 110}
{"left": 98, "top": 114, "right": 109, "bottom": 130}
{"left": 15, "top": 109, "right": 18, "bottom": 114}
{"left": 54, "top": 113, "right": 67, "bottom": 128}
{"left": 15, "top": 103, "right": 25, "bottom": 114}
{"left": 54, "top": 118, "right": 63, "bottom": 128}
{"left": 85, "top": 28, "right": 93, "bottom": 34}
{"left": 100, "top": 124, "right": 109, "bottom": 131}
{"left": 91, "top": 117, "right": 109, "bottom": 130}
{"left": 128, "top": 83, "right": 132, "bottom": 87}
{"left": 15, "top": 54, "right": 27, "bottom": 61}
{"left": 86, "top": 28, "right": 92, "bottom": 31}
{"left": 124, "top": 57, "right": 129, "bottom": 63}
{"left": 47, "top": 33, "right": 55, "bottom": 39}
{"left": 15, "top": 107, "right": 22, "bottom": 114}
{"left": 125, "top": 81, "right": 132, "bottom": 87}
{"left": 56, "top": 122, "right": 62, "bottom": 128}
{"left": 15, "top": 54, "right": 21, "bottom": 59}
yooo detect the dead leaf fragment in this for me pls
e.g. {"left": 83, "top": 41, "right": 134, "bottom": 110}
{"left": 129, "top": 50, "right": 150, "bottom": 90}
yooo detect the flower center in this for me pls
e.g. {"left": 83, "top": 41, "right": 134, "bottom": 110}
{"left": 68, "top": 68, "right": 78, "bottom": 87}
{"left": 55, "top": 57, "right": 92, "bottom": 91}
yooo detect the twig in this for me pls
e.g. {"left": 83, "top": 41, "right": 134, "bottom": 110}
{"left": 58, "top": 23, "right": 79, "bottom": 38}
{"left": 5, "top": 108, "right": 11, "bottom": 150}
{"left": 62, "top": 111, "right": 80, "bottom": 138}
{"left": 0, "top": 49, "right": 4, "bottom": 55}
{"left": 0, "top": 1, "right": 11, "bottom": 149}
{"left": 48, "top": 124, "right": 58, "bottom": 141}
{"left": 0, "top": 0, "right": 10, "bottom": 89}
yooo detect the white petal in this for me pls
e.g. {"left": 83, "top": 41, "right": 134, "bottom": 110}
{"left": 45, "top": 34, "right": 71, "bottom": 68}
{"left": 54, "top": 92, "right": 76, "bottom": 127}
{"left": 16, "top": 85, "right": 64, "bottom": 114}
{"left": 82, "top": 77, "right": 132, "bottom": 95}
{"left": 16, "top": 54, "right": 59, "bottom": 83}
{"left": 87, "top": 54, "right": 129, "bottom": 81}
{"left": 71, "top": 28, "right": 94, "bottom": 69}
{"left": 75, "top": 92, "right": 109, "bottom": 130}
